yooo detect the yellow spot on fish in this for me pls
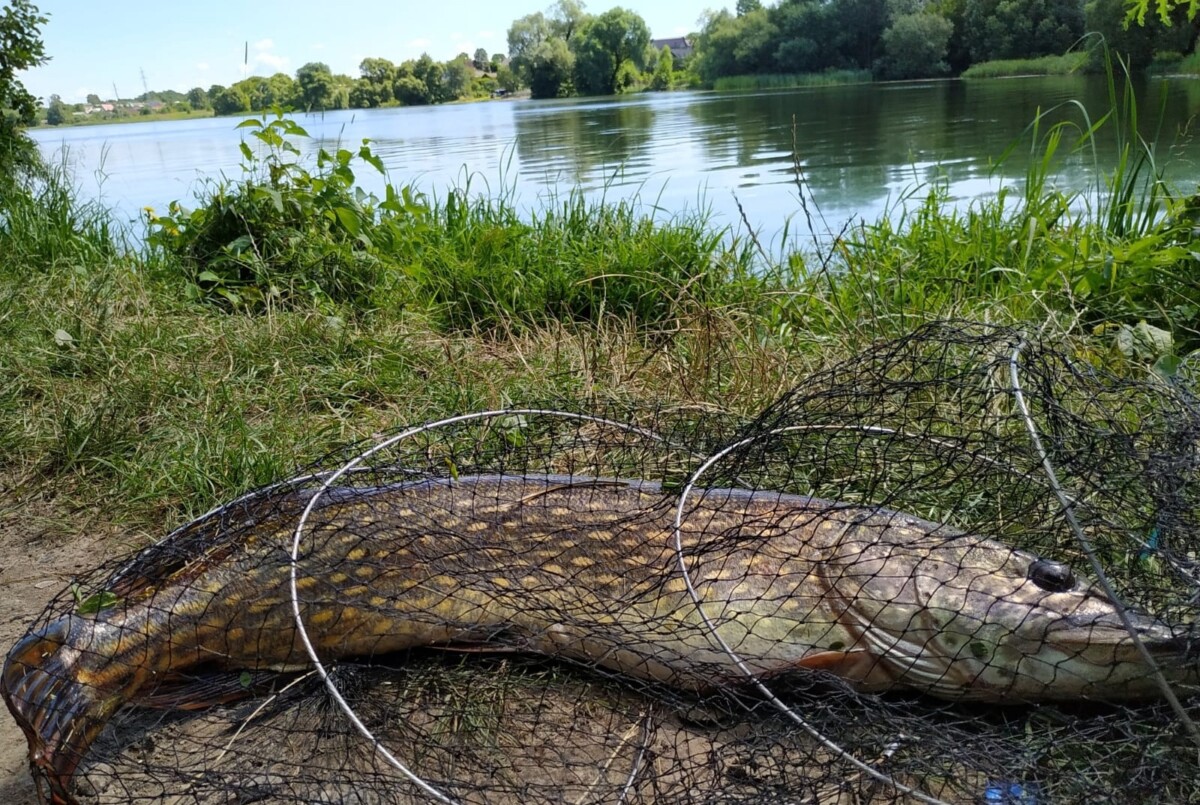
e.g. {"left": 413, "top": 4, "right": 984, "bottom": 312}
{"left": 356, "top": 566, "right": 377, "bottom": 579}
{"left": 570, "top": 556, "right": 596, "bottom": 568}
{"left": 309, "top": 610, "right": 337, "bottom": 627}
{"left": 329, "top": 572, "right": 349, "bottom": 585}
{"left": 466, "top": 521, "right": 490, "bottom": 533}
{"left": 346, "top": 547, "right": 367, "bottom": 561}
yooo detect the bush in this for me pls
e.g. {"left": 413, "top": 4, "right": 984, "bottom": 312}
{"left": 146, "top": 113, "right": 409, "bottom": 310}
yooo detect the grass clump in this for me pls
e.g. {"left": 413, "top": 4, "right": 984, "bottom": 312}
{"left": 712, "top": 70, "right": 872, "bottom": 91}
{"left": 960, "top": 53, "right": 1089, "bottom": 78}
{"left": 396, "top": 187, "right": 761, "bottom": 332}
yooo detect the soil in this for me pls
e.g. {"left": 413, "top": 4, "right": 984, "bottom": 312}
{"left": 0, "top": 486, "right": 127, "bottom": 805}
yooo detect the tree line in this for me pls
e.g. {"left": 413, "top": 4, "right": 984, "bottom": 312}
{"left": 498, "top": 0, "right": 1200, "bottom": 97}
{"left": 14, "top": 0, "right": 1200, "bottom": 129}
{"left": 192, "top": 51, "right": 503, "bottom": 117}
{"left": 691, "top": 0, "right": 1198, "bottom": 81}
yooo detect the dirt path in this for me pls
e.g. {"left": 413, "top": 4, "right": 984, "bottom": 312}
{"left": 0, "top": 491, "right": 125, "bottom": 805}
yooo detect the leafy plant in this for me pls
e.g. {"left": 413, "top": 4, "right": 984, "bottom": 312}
{"left": 147, "top": 110, "right": 427, "bottom": 310}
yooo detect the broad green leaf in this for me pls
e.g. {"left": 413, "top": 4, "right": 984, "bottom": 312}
{"left": 76, "top": 591, "right": 121, "bottom": 616}
{"left": 333, "top": 207, "right": 361, "bottom": 235}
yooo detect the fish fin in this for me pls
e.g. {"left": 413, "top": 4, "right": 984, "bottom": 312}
{"left": 134, "top": 671, "right": 278, "bottom": 711}
{"left": 431, "top": 642, "right": 524, "bottom": 654}
{"left": 792, "top": 649, "right": 890, "bottom": 687}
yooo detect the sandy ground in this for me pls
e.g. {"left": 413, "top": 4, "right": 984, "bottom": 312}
{"left": 0, "top": 486, "right": 124, "bottom": 805}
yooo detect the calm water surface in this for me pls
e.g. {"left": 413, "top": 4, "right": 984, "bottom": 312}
{"left": 29, "top": 76, "right": 1200, "bottom": 248}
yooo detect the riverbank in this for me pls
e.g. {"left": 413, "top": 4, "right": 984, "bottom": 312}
{"left": 3, "top": 96, "right": 1195, "bottom": 535}
{"left": 32, "top": 107, "right": 217, "bottom": 129}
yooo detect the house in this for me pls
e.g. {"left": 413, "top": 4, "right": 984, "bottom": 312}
{"left": 650, "top": 37, "right": 693, "bottom": 62}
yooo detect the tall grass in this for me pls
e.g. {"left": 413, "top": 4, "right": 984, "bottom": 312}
{"left": 394, "top": 185, "right": 762, "bottom": 332}
{"left": 712, "top": 70, "right": 872, "bottom": 92}
{"left": 961, "top": 53, "right": 1089, "bottom": 79}
{"left": 3, "top": 57, "right": 1199, "bottom": 537}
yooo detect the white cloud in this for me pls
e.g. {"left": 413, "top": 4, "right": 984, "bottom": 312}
{"left": 256, "top": 51, "right": 289, "bottom": 70}
{"left": 253, "top": 38, "right": 274, "bottom": 51}
{"left": 196, "top": 62, "right": 210, "bottom": 71}
{"left": 311, "top": 42, "right": 326, "bottom": 51}
{"left": 73, "top": 86, "right": 94, "bottom": 101}
{"left": 478, "top": 30, "right": 495, "bottom": 38}
{"left": 408, "top": 37, "right": 431, "bottom": 48}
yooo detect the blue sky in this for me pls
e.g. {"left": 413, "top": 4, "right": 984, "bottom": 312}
{"left": 20, "top": 1, "right": 720, "bottom": 102}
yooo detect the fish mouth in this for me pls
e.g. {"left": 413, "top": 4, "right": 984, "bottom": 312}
{"left": 1045, "top": 609, "right": 1197, "bottom": 670}
{"left": 1, "top": 618, "right": 104, "bottom": 805}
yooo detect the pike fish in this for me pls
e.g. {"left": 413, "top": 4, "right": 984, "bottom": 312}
{"left": 2, "top": 474, "right": 1195, "bottom": 804}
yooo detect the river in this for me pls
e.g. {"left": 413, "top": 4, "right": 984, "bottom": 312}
{"left": 28, "top": 76, "right": 1200, "bottom": 249}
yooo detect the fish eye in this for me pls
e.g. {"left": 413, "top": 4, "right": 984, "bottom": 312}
{"left": 1028, "top": 559, "right": 1075, "bottom": 593}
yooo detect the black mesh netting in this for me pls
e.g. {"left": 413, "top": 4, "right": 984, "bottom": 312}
{"left": 4, "top": 321, "right": 1200, "bottom": 804}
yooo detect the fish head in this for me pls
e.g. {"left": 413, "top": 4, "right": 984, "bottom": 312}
{"left": 822, "top": 514, "right": 1194, "bottom": 702}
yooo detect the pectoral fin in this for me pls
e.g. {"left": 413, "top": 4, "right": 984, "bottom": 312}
{"left": 793, "top": 649, "right": 893, "bottom": 690}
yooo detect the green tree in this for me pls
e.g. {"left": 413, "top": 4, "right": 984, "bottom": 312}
{"left": 1087, "top": 0, "right": 1194, "bottom": 67}
{"left": 0, "top": 0, "right": 48, "bottom": 127}
{"left": 962, "top": 0, "right": 1084, "bottom": 62}
{"left": 473, "top": 47, "right": 490, "bottom": 70}
{"left": 549, "top": 0, "right": 590, "bottom": 41}
{"left": 349, "top": 78, "right": 376, "bottom": 108}
{"left": 233, "top": 76, "right": 271, "bottom": 110}
{"left": 495, "top": 63, "right": 520, "bottom": 92}
{"left": 731, "top": 7, "right": 780, "bottom": 73}
{"left": 877, "top": 11, "right": 954, "bottom": 77}
{"left": 266, "top": 72, "right": 297, "bottom": 108}
{"left": 44, "top": 93, "right": 66, "bottom": 125}
{"left": 359, "top": 57, "right": 397, "bottom": 86}
{"left": 528, "top": 36, "right": 575, "bottom": 97}
{"left": 393, "top": 74, "right": 429, "bottom": 105}
{"left": 295, "top": 61, "right": 336, "bottom": 110}
{"left": 737, "top": 0, "right": 764, "bottom": 14}
{"left": 186, "top": 87, "right": 208, "bottom": 109}
{"left": 508, "top": 11, "right": 553, "bottom": 87}
{"left": 442, "top": 56, "right": 474, "bottom": 100}
{"left": 356, "top": 57, "right": 396, "bottom": 106}
{"left": 85, "top": 92, "right": 101, "bottom": 105}
{"left": 212, "top": 86, "right": 250, "bottom": 115}
{"left": 207, "top": 83, "right": 226, "bottom": 101}
{"left": 649, "top": 45, "right": 674, "bottom": 90}
{"left": 570, "top": 7, "right": 651, "bottom": 95}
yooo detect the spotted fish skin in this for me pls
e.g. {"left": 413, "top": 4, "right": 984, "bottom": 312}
{"left": 1, "top": 475, "right": 1193, "bottom": 804}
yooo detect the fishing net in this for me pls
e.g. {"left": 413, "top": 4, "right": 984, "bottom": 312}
{"left": 5, "top": 321, "right": 1199, "bottom": 804}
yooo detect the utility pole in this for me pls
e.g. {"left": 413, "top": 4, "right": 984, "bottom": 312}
{"left": 112, "top": 82, "right": 120, "bottom": 102}
{"left": 140, "top": 68, "right": 149, "bottom": 98}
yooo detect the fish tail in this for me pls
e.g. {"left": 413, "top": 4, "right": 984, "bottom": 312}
{"left": 1, "top": 619, "right": 114, "bottom": 805}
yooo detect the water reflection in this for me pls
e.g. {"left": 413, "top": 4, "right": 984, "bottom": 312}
{"left": 28, "top": 76, "right": 1200, "bottom": 247}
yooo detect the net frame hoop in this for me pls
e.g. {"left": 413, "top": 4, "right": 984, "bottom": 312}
{"left": 673, "top": 422, "right": 956, "bottom": 805}
{"left": 290, "top": 408, "right": 684, "bottom": 805}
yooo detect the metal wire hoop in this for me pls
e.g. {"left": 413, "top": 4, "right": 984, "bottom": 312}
{"left": 288, "top": 408, "right": 684, "bottom": 804}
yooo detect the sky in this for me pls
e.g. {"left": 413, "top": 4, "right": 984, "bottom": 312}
{"left": 18, "top": 1, "right": 721, "bottom": 103}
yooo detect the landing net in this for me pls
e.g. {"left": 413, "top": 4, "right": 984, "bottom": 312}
{"left": 6, "top": 322, "right": 1198, "bottom": 804}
